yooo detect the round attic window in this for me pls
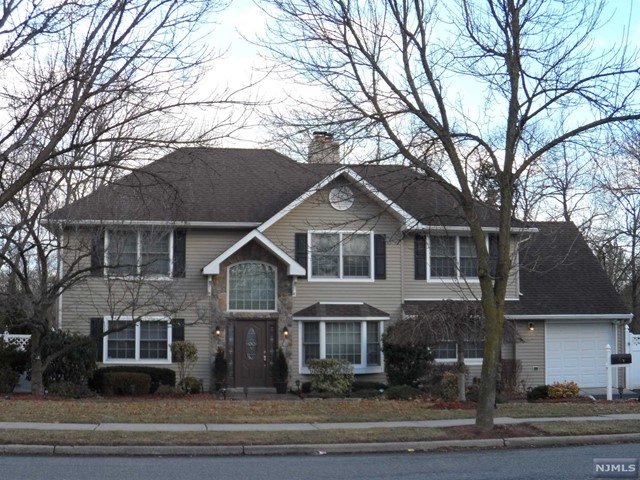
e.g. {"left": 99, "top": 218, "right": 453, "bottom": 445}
{"left": 329, "top": 186, "right": 354, "bottom": 211}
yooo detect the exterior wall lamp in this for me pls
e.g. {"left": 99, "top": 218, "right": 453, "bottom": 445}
{"left": 214, "top": 325, "right": 222, "bottom": 337}
{"left": 528, "top": 322, "right": 535, "bottom": 332}
{"left": 283, "top": 326, "right": 289, "bottom": 338}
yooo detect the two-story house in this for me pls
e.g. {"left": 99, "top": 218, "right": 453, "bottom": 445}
{"left": 49, "top": 134, "right": 632, "bottom": 391}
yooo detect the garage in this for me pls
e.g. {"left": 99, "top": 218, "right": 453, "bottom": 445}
{"left": 545, "top": 322, "right": 616, "bottom": 388}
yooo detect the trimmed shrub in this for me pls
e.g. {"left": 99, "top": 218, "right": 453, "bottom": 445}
{"left": 46, "top": 381, "right": 95, "bottom": 398}
{"left": 38, "top": 331, "right": 96, "bottom": 387}
{"left": 351, "top": 388, "right": 384, "bottom": 399}
{"left": 439, "top": 371, "right": 459, "bottom": 401}
{"left": 307, "top": 358, "right": 354, "bottom": 396}
{"left": 154, "top": 384, "right": 184, "bottom": 397}
{"left": 104, "top": 372, "right": 151, "bottom": 395}
{"left": 548, "top": 381, "right": 580, "bottom": 399}
{"left": 382, "top": 332, "right": 433, "bottom": 387}
{"left": 351, "top": 381, "right": 388, "bottom": 392}
{"left": 89, "top": 366, "right": 175, "bottom": 394}
{"left": 527, "top": 384, "right": 549, "bottom": 401}
{"left": 171, "top": 340, "right": 198, "bottom": 392}
{"left": 178, "top": 376, "right": 202, "bottom": 394}
{"left": 212, "top": 348, "right": 228, "bottom": 389}
{"left": 465, "top": 384, "right": 480, "bottom": 403}
{"left": 300, "top": 381, "right": 312, "bottom": 394}
{"left": 385, "top": 385, "right": 425, "bottom": 401}
{"left": 0, "top": 368, "right": 19, "bottom": 394}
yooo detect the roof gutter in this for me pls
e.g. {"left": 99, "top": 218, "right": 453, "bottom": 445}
{"left": 43, "top": 219, "right": 262, "bottom": 229}
{"left": 505, "top": 314, "right": 634, "bottom": 321}
{"left": 405, "top": 225, "right": 539, "bottom": 234}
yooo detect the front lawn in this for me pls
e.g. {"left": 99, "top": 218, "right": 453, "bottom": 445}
{"left": 1, "top": 395, "right": 639, "bottom": 424}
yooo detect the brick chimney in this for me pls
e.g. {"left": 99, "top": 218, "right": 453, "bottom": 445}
{"left": 308, "top": 131, "right": 340, "bottom": 164}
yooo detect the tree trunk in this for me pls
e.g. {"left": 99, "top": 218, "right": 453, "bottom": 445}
{"left": 30, "top": 328, "right": 44, "bottom": 396}
{"left": 475, "top": 300, "right": 504, "bottom": 430}
{"left": 457, "top": 341, "right": 466, "bottom": 402}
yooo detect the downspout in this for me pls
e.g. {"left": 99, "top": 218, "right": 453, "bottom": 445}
{"left": 56, "top": 227, "right": 64, "bottom": 329}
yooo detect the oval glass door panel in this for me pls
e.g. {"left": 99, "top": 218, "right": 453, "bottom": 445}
{"left": 246, "top": 327, "right": 257, "bottom": 360}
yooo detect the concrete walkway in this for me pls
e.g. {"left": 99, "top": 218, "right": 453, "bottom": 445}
{"left": 2, "top": 413, "right": 640, "bottom": 432}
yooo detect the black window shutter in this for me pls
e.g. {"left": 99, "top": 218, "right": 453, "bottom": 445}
{"left": 171, "top": 319, "right": 185, "bottom": 363}
{"left": 414, "top": 234, "right": 426, "bottom": 280}
{"left": 173, "top": 229, "right": 186, "bottom": 278}
{"left": 294, "top": 233, "right": 308, "bottom": 270}
{"left": 374, "top": 234, "right": 386, "bottom": 279}
{"left": 90, "top": 231, "right": 105, "bottom": 276}
{"left": 90, "top": 318, "right": 104, "bottom": 361}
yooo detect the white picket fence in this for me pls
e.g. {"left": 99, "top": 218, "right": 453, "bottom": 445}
{"left": 1, "top": 332, "right": 31, "bottom": 393}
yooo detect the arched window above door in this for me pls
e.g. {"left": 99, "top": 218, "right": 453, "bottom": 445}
{"left": 228, "top": 262, "right": 277, "bottom": 311}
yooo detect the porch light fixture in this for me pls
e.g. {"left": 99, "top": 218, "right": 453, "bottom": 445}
{"left": 528, "top": 322, "right": 535, "bottom": 332}
{"left": 283, "top": 326, "right": 289, "bottom": 338}
{"left": 214, "top": 325, "right": 222, "bottom": 337}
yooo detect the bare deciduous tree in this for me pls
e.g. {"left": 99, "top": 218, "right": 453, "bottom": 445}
{"left": 261, "top": 0, "right": 640, "bottom": 429}
{"left": 0, "top": 0, "right": 251, "bottom": 212}
{"left": 0, "top": 0, "right": 255, "bottom": 395}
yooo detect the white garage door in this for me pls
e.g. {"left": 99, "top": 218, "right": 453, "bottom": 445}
{"left": 546, "top": 323, "right": 615, "bottom": 388}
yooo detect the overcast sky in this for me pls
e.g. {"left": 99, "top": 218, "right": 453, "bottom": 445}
{"left": 210, "top": 0, "right": 640, "bottom": 151}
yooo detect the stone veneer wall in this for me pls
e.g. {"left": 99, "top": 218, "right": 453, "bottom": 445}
{"left": 209, "top": 241, "right": 293, "bottom": 387}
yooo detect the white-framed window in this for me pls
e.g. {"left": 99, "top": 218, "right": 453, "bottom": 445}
{"left": 227, "top": 262, "right": 277, "bottom": 312}
{"left": 103, "top": 317, "right": 172, "bottom": 364}
{"left": 309, "top": 231, "right": 374, "bottom": 281}
{"left": 427, "top": 235, "right": 478, "bottom": 281}
{"left": 299, "top": 320, "right": 383, "bottom": 374}
{"left": 432, "top": 340, "right": 484, "bottom": 365}
{"left": 105, "top": 230, "right": 172, "bottom": 278}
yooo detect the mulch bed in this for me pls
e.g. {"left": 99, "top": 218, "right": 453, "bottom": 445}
{"left": 443, "top": 424, "right": 544, "bottom": 440}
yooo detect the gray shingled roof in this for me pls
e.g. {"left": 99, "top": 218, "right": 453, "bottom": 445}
{"left": 293, "top": 303, "right": 390, "bottom": 318}
{"left": 508, "top": 221, "right": 630, "bottom": 316}
{"left": 405, "top": 222, "right": 630, "bottom": 317}
{"left": 49, "top": 147, "right": 501, "bottom": 227}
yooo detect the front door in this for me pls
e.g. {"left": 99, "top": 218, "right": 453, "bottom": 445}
{"left": 234, "top": 320, "right": 275, "bottom": 387}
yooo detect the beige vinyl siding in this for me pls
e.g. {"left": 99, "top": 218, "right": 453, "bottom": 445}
{"left": 264, "top": 185, "right": 404, "bottom": 320}
{"left": 516, "top": 320, "right": 545, "bottom": 387}
{"left": 264, "top": 184, "right": 402, "bottom": 380}
{"left": 61, "top": 227, "right": 248, "bottom": 391}
{"left": 402, "top": 234, "right": 520, "bottom": 301}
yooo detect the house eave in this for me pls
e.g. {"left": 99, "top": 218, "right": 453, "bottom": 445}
{"left": 257, "top": 167, "right": 423, "bottom": 233}
{"left": 202, "top": 229, "right": 306, "bottom": 276}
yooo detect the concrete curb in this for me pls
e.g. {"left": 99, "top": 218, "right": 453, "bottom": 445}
{"left": 3, "top": 434, "right": 640, "bottom": 456}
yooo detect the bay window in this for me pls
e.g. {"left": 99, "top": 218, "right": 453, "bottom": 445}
{"left": 300, "top": 320, "right": 383, "bottom": 373}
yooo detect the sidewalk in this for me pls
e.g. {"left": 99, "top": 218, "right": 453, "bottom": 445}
{"left": 3, "top": 413, "right": 640, "bottom": 432}
{"left": 2, "top": 414, "right": 640, "bottom": 456}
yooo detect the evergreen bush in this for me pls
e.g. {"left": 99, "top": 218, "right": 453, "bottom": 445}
{"left": 382, "top": 330, "right": 433, "bottom": 386}
{"left": 307, "top": 358, "right": 354, "bottom": 396}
